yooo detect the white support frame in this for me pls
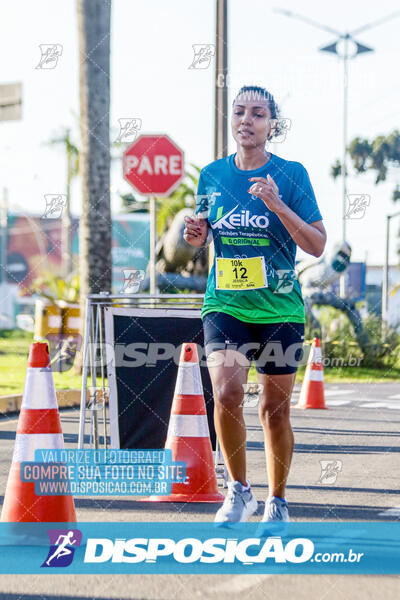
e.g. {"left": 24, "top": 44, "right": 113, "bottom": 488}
{"left": 77, "top": 293, "right": 228, "bottom": 487}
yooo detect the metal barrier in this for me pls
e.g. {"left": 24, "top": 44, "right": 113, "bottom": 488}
{"left": 78, "top": 292, "right": 228, "bottom": 487}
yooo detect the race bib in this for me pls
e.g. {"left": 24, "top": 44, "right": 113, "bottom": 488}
{"left": 215, "top": 256, "right": 268, "bottom": 290}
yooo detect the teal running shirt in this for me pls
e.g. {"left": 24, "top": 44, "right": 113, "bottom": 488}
{"left": 195, "top": 153, "right": 323, "bottom": 324}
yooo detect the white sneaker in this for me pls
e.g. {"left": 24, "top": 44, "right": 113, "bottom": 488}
{"left": 256, "top": 496, "right": 290, "bottom": 537}
{"left": 214, "top": 481, "right": 258, "bottom": 524}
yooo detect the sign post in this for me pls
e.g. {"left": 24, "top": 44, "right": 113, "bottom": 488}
{"left": 123, "top": 135, "right": 184, "bottom": 293}
{"left": 149, "top": 196, "right": 156, "bottom": 294}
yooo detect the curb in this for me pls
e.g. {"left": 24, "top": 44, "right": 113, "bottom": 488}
{"left": 0, "top": 389, "right": 81, "bottom": 415}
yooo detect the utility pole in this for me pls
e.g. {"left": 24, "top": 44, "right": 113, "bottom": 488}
{"left": 214, "top": 0, "right": 228, "bottom": 160}
{"left": 210, "top": 0, "right": 228, "bottom": 272}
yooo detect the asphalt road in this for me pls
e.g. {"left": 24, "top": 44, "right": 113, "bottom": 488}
{"left": 0, "top": 382, "right": 399, "bottom": 599}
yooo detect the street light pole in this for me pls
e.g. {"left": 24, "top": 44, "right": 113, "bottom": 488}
{"left": 275, "top": 9, "right": 400, "bottom": 299}
{"left": 382, "top": 210, "right": 400, "bottom": 324}
{"left": 342, "top": 36, "right": 349, "bottom": 246}
{"left": 382, "top": 215, "right": 390, "bottom": 324}
{"left": 340, "top": 36, "right": 349, "bottom": 298}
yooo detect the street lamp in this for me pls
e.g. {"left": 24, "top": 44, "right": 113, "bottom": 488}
{"left": 274, "top": 8, "right": 400, "bottom": 298}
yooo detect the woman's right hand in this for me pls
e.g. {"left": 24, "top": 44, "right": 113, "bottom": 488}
{"left": 183, "top": 215, "right": 209, "bottom": 247}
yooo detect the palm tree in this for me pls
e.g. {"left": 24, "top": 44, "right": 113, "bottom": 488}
{"left": 22, "top": 270, "right": 80, "bottom": 305}
{"left": 156, "top": 163, "right": 200, "bottom": 235}
{"left": 331, "top": 130, "right": 400, "bottom": 200}
{"left": 155, "top": 164, "right": 210, "bottom": 278}
{"left": 76, "top": 0, "right": 112, "bottom": 371}
{"left": 46, "top": 126, "right": 131, "bottom": 275}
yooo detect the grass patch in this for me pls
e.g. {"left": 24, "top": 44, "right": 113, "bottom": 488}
{"left": 321, "top": 366, "right": 400, "bottom": 383}
{"left": 248, "top": 364, "right": 400, "bottom": 383}
{"left": 1, "top": 330, "right": 399, "bottom": 397}
{"left": 0, "top": 330, "right": 82, "bottom": 396}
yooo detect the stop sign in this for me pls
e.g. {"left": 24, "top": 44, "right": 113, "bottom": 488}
{"left": 123, "top": 134, "right": 184, "bottom": 197}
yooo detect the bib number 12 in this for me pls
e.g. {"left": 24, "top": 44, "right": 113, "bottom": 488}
{"left": 216, "top": 256, "right": 268, "bottom": 290}
{"left": 232, "top": 265, "right": 247, "bottom": 280}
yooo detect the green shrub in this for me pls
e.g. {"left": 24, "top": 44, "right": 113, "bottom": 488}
{"left": 306, "top": 306, "right": 400, "bottom": 370}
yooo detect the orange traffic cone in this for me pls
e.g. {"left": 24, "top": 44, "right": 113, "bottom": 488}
{"left": 1, "top": 342, "right": 76, "bottom": 522}
{"left": 295, "top": 337, "right": 327, "bottom": 410}
{"left": 149, "top": 343, "right": 224, "bottom": 502}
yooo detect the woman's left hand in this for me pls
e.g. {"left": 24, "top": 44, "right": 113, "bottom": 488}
{"left": 248, "top": 175, "right": 285, "bottom": 214}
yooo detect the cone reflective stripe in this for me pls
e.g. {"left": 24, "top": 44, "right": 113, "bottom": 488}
{"left": 174, "top": 361, "right": 203, "bottom": 396}
{"left": 1, "top": 342, "right": 76, "bottom": 522}
{"left": 148, "top": 343, "right": 224, "bottom": 503}
{"left": 12, "top": 434, "right": 64, "bottom": 462}
{"left": 11, "top": 365, "right": 64, "bottom": 462}
{"left": 296, "top": 338, "right": 327, "bottom": 410}
{"left": 167, "top": 415, "right": 210, "bottom": 438}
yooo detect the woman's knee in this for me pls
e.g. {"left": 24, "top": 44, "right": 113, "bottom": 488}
{"left": 214, "top": 381, "right": 244, "bottom": 409}
{"left": 259, "top": 400, "right": 290, "bottom": 426}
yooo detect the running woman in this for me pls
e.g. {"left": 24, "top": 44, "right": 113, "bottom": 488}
{"left": 183, "top": 86, "right": 326, "bottom": 525}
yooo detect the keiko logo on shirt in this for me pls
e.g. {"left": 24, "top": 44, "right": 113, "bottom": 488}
{"left": 210, "top": 205, "right": 269, "bottom": 230}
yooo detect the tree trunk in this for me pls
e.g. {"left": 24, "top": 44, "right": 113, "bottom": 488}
{"left": 75, "top": 0, "right": 112, "bottom": 373}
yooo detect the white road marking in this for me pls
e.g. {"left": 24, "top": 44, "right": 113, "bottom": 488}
{"left": 0, "top": 416, "right": 19, "bottom": 427}
{"left": 325, "top": 400, "right": 351, "bottom": 406}
{"left": 358, "top": 403, "right": 385, "bottom": 408}
{"left": 211, "top": 573, "right": 272, "bottom": 593}
{"left": 352, "top": 398, "right": 389, "bottom": 403}
{"left": 359, "top": 402, "right": 400, "bottom": 409}
{"left": 324, "top": 389, "right": 355, "bottom": 397}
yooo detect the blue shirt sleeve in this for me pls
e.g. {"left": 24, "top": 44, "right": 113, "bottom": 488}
{"left": 289, "top": 163, "right": 323, "bottom": 224}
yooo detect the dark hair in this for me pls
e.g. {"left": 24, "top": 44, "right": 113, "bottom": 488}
{"left": 233, "top": 85, "right": 283, "bottom": 140}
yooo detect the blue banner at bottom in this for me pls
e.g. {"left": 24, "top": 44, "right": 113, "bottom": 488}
{"left": 0, "top": 522, "right": 398, "bottom": 574}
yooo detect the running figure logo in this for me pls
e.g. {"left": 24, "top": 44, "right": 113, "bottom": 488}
{"left": 275, "top": 270, "right": 296, "bottom": 294}
{"left": 345, "top": 194, "right": 370, "bottom": 219}
{"left": 188, "top": 44, "right": 215, "bottom": 69}
{"left": 115, "top": 118, "right": 142, "bottom": 143}
{"left": 40, "top": 194, "right": 67, "bottom": 219}
{"left": 42, "top": 194, "right": 66, "bottom": 219}
{"left": 42, "top": 529, "right": 82, "bottom": 568}
{"left": 36, "top": 44, "right": 63, "bottom": 69}
{"left": 318, "top": 460, "right": 342, "bottom": 485}
{"left": 120, "top": 269, "right": 145, "bottom": 294}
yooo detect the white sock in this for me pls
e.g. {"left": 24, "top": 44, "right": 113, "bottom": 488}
{"left": 240, "top": 481, "right": 250, "bottom": 492}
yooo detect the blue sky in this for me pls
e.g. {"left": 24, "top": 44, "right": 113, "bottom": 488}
{"left": 0, "top": 0, "right": 399, "bottom": 264}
